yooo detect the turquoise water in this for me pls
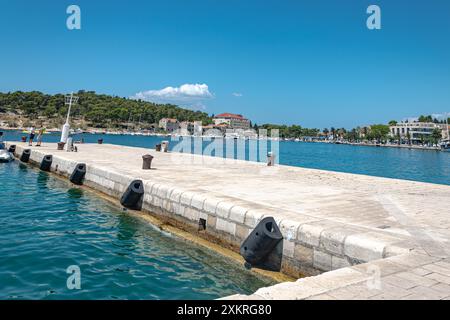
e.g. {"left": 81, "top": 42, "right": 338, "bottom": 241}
{"left": 0, "top": 162, "right": 270, "bottom": 300}
{"left": 4, "top": 130, "right": 450, "bottom": 185}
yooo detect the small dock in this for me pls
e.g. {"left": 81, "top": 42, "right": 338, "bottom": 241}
{"left": 8, "top": 142, "right": 450, "bottom": 300}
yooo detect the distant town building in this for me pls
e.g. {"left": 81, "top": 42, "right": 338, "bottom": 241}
{"left": 174, "top": 121, "right": 207, "bottom": 136}
{"left": 201, "top": 124, "right": 224, "bottom": 137}
{"left": 389, "top": 122, "right": 449, "bottom": 143}
{"left": 225, "top": 128, "right": 258, "bottom": 139}
{"left": 202, "top": 122, "right": 230, "bottom": 136}
{"left": 159, "top": 118, "right": 179, "bottom": 133}
{"left": 193, "top": 121, "right": 203, "bottom": 136}
{"left": 214, "top": 113, "right": 251, "bottom": 130}
{"left": 357, "top": 126, "right": 371, "bottom": 139}
{"left": 179, "top": 121, "right": 194, "bottom": 135}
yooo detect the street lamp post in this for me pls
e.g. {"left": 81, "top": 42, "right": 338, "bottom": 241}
{"left": 445, "top": 112, "right": 449, "bottom": 141}
{"left": 60, "top": 92, "right": 79, "bottom": 143}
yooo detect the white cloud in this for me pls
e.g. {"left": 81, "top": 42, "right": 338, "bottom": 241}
{"left": 432, "top": 113, "right": 450, "bottom": 119}
{"left": 131, "top": 84, "right": 213, "bottom": 106}
{"left": 403, "top": 117, "right": 418, "bottom": 123}
{"left": 232, "top": 92, "right": 243, "bottom": 97}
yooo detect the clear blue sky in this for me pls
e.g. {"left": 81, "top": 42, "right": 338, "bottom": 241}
{"left": 1, "top": 0, "right": 449, "bottom": 129}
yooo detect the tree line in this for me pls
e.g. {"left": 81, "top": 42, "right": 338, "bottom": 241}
{"left": 1, "top": 91, "right": 447, "bottom": 142}
{"left": 252, "top": 123, "right": 320, "bottom": 139}
{"left": 0, "top": 90, "right": 213, "bottom": 128}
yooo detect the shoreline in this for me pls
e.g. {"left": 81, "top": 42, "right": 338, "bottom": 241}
{"left": 3, "top": 130, "right": 449, "bottom": 187}
{"left": 323, "top": 141, "right": 442, "bottom": 152}
{"left": 2, "top": 127, "right": 446, "bottom": 150}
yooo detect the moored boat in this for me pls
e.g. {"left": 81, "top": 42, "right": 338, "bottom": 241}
{"left": 0, "top": 132, "right": 14, "bottom": 163}
{"left": 441, "top": 117, "right": 450, "bottom": 152}
{"left": 0, "top": 149, "right": 14, "bottom": 163}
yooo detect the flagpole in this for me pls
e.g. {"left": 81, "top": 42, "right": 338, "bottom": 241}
{"left": 61, "top": 92, "right": 78, "bottom": 143}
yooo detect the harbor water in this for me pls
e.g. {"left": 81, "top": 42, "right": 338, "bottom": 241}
{"left": 0, "top": 162, "right": 271, "bottom": 299}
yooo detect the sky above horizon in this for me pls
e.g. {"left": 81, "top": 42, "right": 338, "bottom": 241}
{"left": 0, "top": 0, "right": 449, "bottom": 129}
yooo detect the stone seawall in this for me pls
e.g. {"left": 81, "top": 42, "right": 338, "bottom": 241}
{"left": 8, "top": 142, "right": 450, "bottom": 299}
{"left": 8, "top": 142, "right": 414, "bottom": 276}
{"left": 11, "top": 143, "right": 313, "bottom": 277}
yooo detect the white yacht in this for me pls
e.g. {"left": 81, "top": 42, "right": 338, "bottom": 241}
{"left": 0, "top": 132, "right": 14, "bottom": 163}
{"left": 440, "top": 140, "right": 450, "bottom": 152}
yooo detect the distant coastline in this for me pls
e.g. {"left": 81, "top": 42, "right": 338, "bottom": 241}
{"left": 1, "top": 91, "right": 448, "bottom": 152}
{"left": 1, "top": 127, "right": 445, "bottom": 153}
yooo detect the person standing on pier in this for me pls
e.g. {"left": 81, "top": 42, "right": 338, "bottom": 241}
{"left": 28, "top": 127, "right": 35, "bottom": 146}
{"left": 35, "top": 127, "right": 46, "bottom": 147}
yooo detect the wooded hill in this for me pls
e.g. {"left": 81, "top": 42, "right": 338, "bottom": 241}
{"left": 0, "top": 90, "right": 213, "bottom": 128}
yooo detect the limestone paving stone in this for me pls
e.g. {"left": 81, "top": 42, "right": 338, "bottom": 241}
{"left": 229, "top": 205, "right": 248, "bottom": 224}
{"left": 216, "top": 201, "right": 234, "bottom": 219}
{"left": 190, "top": 193, "right": 207, "bottom": 210}
{"left": 313, "top": 249, "right": 332, "bottom": 271}
{"left": 180, "top": 191, "right": 194, "bottom": 206}
{"left": 294, "top": 244, "right": 314, "bottom": 266}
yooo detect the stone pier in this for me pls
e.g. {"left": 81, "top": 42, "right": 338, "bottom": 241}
{"left": 7, "top": 142, "right": 450, "bottom": 300}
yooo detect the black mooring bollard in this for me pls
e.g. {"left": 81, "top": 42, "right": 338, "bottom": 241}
{"left": 120, "top": 180, "right": 144, "bottom": 210}
{"left": 20, "top": 149, "right": 31, "bottom": 163}
{"left": 240, "top": 216, "right": 283, "bottom": 267}
{"left": 8, "top": 145, "right": 16, "bottom": 154}
{"left": 142, "top": 154, "right": 154, "bottom": 170}
{"left": 267, "top": 152, "right": 275, "bottom": 166}
{"left": 161, "top": 141, "right": 169, "bottom": 152}
{"left": 70, "top": 163, "right": 86, "bottom": 185}
{"left": 40, "top": 155, "right": 53, "bottom": 172}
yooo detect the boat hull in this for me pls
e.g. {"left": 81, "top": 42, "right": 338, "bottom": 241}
{"left": 0, "top": 150, "right": 14, "bottom": 163}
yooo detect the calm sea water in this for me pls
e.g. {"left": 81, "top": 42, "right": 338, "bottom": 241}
{"left": 4, "top": 130, "right": 450, "bottom": 185}
{"left": 0, "top": 162, "right": 270, "bottom": 300}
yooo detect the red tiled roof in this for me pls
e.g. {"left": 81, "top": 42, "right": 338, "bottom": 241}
{"left": 215, "top": 113, "right": 245, "bottom": 119}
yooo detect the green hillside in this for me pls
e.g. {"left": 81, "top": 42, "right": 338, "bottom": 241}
{"left": 0, "top": 90, "right": 212, "bottom": 128}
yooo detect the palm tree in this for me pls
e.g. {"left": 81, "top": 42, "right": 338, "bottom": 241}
{"left": 388, "top": 120, "right": 398, "bottom": 126}
{"left": 330, "top": 127, "right": 336, "bottom": 140}
{"left": 431, "top": 128, "right": 442, "bottom": 145}
{"left": 419, "top": 134, "right": 426, "bottom": 145}
{"left": 337, "top": 128, "right": 346, "bottom": 139}
{"left": 406, "top": 131, "right": 411, "bottom": 145}
{"left": 395, "top": 133, "right": 401, "bottom": 145}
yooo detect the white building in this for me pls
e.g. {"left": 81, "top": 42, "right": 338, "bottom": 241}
{"left": 193, "top": 121, "right": 203, "bottom": 136}
{"left": 178, "top": 121, "right": 194, "bottom": 135}
{"left": 214, "top": 113, "right": 251, "bottom": 130}
{"left": 158, "top": 118, "right": 179, "bottom": 133}
{"left": 389, "top": 122, "right": 449, "bottom": 143}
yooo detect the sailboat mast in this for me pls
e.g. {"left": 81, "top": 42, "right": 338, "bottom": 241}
{"left": 446, "top": 115, "right": 449, "bottom": 141}
{"left": 66, "top": 92, "right": 73, "bottom": 124}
